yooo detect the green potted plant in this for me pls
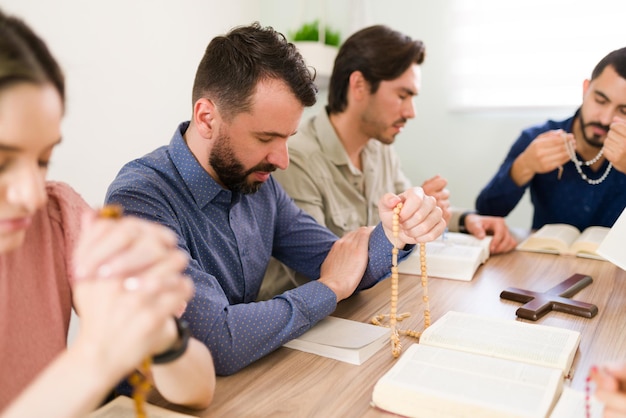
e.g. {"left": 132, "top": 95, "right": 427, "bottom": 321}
{"left": 290, "top": 20, "right": 341, "bottom": 87}
{"left": 290, "top": 19, "right": 341, "bottom": 46}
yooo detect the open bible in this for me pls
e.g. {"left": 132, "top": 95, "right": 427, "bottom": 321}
{"left": 517, "top": 224, "right": 609, "bottom": 260}
{"left": 398, "top": 232, "right": 492, "bottom": 281}
{"left": 371, "top": 311, "right": 581, "bottom": 418}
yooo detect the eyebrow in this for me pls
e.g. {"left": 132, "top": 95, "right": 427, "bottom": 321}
{"left": 594, "top": 90, "right": 626, "bottom": 109}
{"left": 254, "top": 130, "right": 298, "bottom": 139}
{"left": 594, "top": 90, "right": 611, "bottom": 102}
{"left": 400, "top": 87, "right": 418, "bottom": 97}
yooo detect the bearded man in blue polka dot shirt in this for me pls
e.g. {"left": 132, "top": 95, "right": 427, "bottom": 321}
{"left": 105, "top": 22, "right": 446, "bottom": 375}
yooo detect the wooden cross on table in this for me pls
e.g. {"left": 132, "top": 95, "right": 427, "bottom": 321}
{"left": 500, "top": 273, "right": 598, "bottom": 321}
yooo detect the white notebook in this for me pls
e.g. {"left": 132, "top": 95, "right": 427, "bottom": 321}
{"left": 283, "top": 316, "right": 389, "bottom": 365}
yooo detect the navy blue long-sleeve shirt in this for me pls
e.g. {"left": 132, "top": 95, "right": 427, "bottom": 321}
{"left": 476, "top": 113, "right": 626, "bottom": 231}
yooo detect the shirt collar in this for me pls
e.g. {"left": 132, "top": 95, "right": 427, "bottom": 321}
{"left": 313, "top": 109, "right": 352, "bottom": 167}
{"left": 169, "top": 121, "right": 234, "bottom": 209}
{"left": 313, "top": 108, "right": 380, "bottom": 173}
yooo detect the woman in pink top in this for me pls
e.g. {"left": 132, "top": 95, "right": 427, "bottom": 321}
{"left": 0, "top": 9, "right": 215, "bottom": 417}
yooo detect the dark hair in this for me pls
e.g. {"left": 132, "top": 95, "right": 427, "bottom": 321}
{"left": 591, "top": 47, "right": 626, "bottom": 81}
{"left": 191, "top": 22, "right": 317, "bottom": 120}
{"left": 327, "top": 25, "right": 425, "bottom": 114}
{"left": 0, "top": 9, "right": 65, "bottom": 104}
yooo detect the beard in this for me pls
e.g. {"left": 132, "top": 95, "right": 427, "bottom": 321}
{"left": 360, "top": 102, "right": 405, "bottom": 145}
{"left": 208, "top": 130, "right": 277, "bottom": 194}
{"left": 579, "top": 111, "right": 609, "bottom": 149}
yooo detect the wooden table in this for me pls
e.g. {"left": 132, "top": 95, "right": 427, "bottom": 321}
{"left": 161, "top": 250, "right": 626, "bottom": 417}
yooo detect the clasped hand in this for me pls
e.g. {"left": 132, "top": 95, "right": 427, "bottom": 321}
{"left": 421, "top": 175, "right": 451, "bottom": 224}
{"left": 380, "top": 186, "right": 447, "bottom": 246}
{"left": 317, "top": 188, "right": 444, "bottom": 302}
{"left": 604, "top": 116, "right": 626, "bottom": 174}
{"left": 71, "top": 211, "right": 193, "bottom": 379}
{"left": 523, "top": 129, "right": 574, "bottom": 176}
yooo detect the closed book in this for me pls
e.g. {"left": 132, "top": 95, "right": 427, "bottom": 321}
{"left": 283, "top": 316, "right": 389, "bottom": 365}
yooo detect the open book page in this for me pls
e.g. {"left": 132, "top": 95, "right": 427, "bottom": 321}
{"left": 517, "top": 224, "right": 581, "bottom": 254}
{"left": 569, "top": 226, "right": 609, "bottom": 259}
{"left": 372, "top": 343, "right": 564, "bottom": 418}
{"left": 88, "top": 395, "right": 196, "bottom": 418}
{"left": 598, "top": 207, "right": 626, "bottom": 270}
{"left": 398, "top": 232, "right": 492, "bottom": 281}
{"left": 282, "top": 316, "right": 389, "bottom": 365}
{"left": 549, "top": 386, "right": 604, "bottom": 418}
{"left": 419, "top": 311, "right": 581, "bottom": 374}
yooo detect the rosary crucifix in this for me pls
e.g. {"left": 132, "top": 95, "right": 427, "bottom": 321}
{"left": 372, "top": 202, "right": 431, "bottom": 357}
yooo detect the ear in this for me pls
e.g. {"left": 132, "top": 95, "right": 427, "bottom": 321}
{"left": 582, "top": 78, "right": 591, "bottom": 97}
{"left": 193, "top": 98, "right": 217, "bottom": 138}
{"left": 348, "top": 71, "right": 369, "bottom": 101}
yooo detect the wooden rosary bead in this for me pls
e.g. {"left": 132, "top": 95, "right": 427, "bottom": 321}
{"left": 99, "top": 205, "right": 151, "bottom": 418}
{"left": 371, "top": 202, "right": 431, "bottom": 358}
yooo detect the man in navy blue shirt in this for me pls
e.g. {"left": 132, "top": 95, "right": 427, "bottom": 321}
{"left": 105, "top": 23, "right": 446, "bottom": 375}
{"left": 476, "top": 47, "right": 626, "bottom": 231}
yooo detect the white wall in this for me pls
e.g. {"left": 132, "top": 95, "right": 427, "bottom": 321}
{"left": 3, "top": 0, "right": 583, "bottom": 230}
{"left": 258, "top": 0, "right": 579, "bottom": 230}
{"left": 1, "top": 0, "right": 261, "bottom": 205}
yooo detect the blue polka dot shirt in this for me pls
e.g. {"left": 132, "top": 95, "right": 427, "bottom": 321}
{"left": 105, "top": 122, "right": 412, "bottom": 375}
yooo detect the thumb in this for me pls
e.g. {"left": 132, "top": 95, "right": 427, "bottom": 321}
{"left": 381, "top": 193, "right": 402, "bottom": 210}
{"left": 80, "top": 208, "right": 98, "bottom": 229}
{"left": 467, "top": 218, "right": 486, "bottom": 239}
{"left": 470, "top": 225, "right": 487, "bottom": 239}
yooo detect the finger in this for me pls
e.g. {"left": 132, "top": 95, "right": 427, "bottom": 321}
{"left": 400, "top": 208, "right": 446, "bottom": 243}
{"left": 75, "top": 222, "right": 138, "bottom": 279}
{"left": 434, "top": 201, "right": 451, "bottom": 222}
{"left": 381, "top": 192, "right": 403, "bottom": 212}
{"left": 490, "top": 232, "right": 515, "bottom": 254}
{"left": 332, "top": 227, "right": 370, "bottom": 251}
{"left": 105, "top": 242, "right": 189, "bottom": 281}
{"left": 397, "top": 191, "right": 431, "bottom": 230}
{"left": 605, "top": 363, "right": 626, "bottom": 381}
{"left": 73, "top": 211, "right": 115, "bottom": 264}
{"left": 149, "top": 276, "right": 195, "bottom": 317}
{"left": 610, "top": 116, "right": 626, "bottom": 131}
{"left": 76, "top": 219, "right": 178, "bottom": 279}
{"left": 466, "top": 218, "right": 486, "bottom": 239}
{"left": 422, "top": 175, "right": 448, "bottom": 195}
{"left": 592, "top": 365, "right": 621, "bottom": 391}
{"left": 118, "top": 274, "right": 194, "bottom": 330}
{"left": 500, "top": 234, "right": 519, "bottom": 253}
{"left": 595, "top": 389, "right": 626, "bottom": 416}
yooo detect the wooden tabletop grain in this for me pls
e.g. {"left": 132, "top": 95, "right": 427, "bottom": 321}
{"left": 155, "top": 250, "right": 626, "bottom": 418}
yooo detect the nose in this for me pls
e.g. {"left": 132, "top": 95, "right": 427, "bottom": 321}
{"left": 267, "top": 140, "right": 290, "bottom": 171}
{"left": 7, "top": 163, "right": 47, "bottom": 213}
{"left": 403, "top": 98, "right": 416, "bottom": 120}
{"left": 604, "top": 107, "right": 624, "bottom": 127}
